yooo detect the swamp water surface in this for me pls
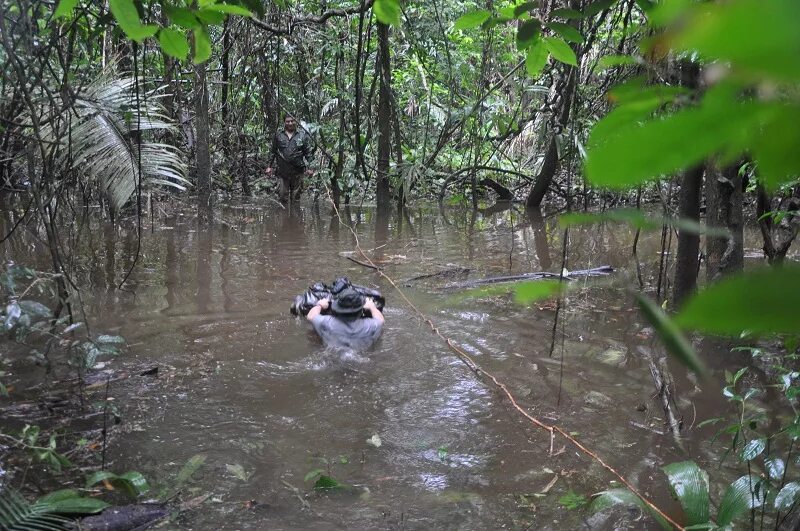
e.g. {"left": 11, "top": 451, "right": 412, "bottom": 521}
{"left": 2, "top": 201, "right": 771, "bottom": 529}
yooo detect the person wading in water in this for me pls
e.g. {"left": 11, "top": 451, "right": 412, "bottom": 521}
{"left": 265, "top": 114, "right": 314, "bottom": 204}
{"left": 306, "top": 288, "right": 384, "bottom": 350}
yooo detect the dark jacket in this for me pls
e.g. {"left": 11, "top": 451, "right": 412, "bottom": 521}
{"left": 269, "top": 129, "right": 313, "bottom": 173}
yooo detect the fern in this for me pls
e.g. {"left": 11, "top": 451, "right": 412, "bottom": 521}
{"left": 0, "top": 490, "right": 71, "bottom": 531}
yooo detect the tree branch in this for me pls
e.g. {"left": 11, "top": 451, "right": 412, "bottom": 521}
{"left": 249, "top": 0, "right": 375, "bottom": 35}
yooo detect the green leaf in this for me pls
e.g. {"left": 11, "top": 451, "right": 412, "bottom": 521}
{"left": 775, "top": 482, "right": 800, "bottom": 511}
{"left": 117, "top": 471, "right": 150, "bottom": 496}
{"left": 717, "top": 475, "right": 765, "bottom": 526}
{"left": 559, "top": 490, "right": 588, "bottom": 509}
{"left": 54, "top": 0, "right": 80, "bottom": 18}
{"left": 313, "top": 474, "right": 344, "bottom": 490}
{"left": 36, "top": 489, "right": 82, "bottom": 504}
{"left": 525, "top": 40, "right": 548, "bottom": 78}
{"left": 86, "top": 470, "right": 149, "bottom": 497}
{"left": 598, "top": 54, "right": 637, "bottom": 69}
{"left": 765, "top": 458, "right": 785, "bottom": 481}
{"left": 159, "top": 28, "right": 190, "bottom": 60}
{"left": 86, "top": 470, "right": 117, "bottom": 488}
{"left": 109, "top": 0, "right": 157, "bottom": 42}
{"left": 373, "top": 0, "right": 401, "bottom": 26}
{"left": 513, "top": 280, "right": 562, "bottom": 304}
{"left": 550, "top": 7, "right": 584, "bottom": 19}
{"left": 304, "top": 468, "right": 325, "bottom": 482}
{"left": 195, "top": 8, "right": 225, "bottom": 24}
{"left": 675, "top": 267, "right": 800, "bottom": 336}
{"left": 497, "top": 6, "right": 515, "bottom": 19}
{"left": 752, "top": 105, "right": 800, "bottom": 190}
{"left": 662, "top": 461, "right": 710, "bottom": 526}
{"left": 164, "top": 5, "right": 201, "bottom": 29}
{"left": 558, "top": 209, "right": 729, "bottom": 237}
{"left": 513, "top": 1, "right": 538, "bottom": 17}
{"left": 453, "top": 9, "right": 491, "bottom": 30}
{"left": 636, "top": 294, "right": 708, "bottom": 379}
{"left": 175, "top": 454, "right": 206, "bottom": 487}
{"left": 546, "top": 22, "right": 584, "bottom": 44}
{"left": 516, "top": 19, "right": 541, "bottom": 50}
{"left": 740, "top": 439, "right": 766, "bottom": 461}
{"left": 585, "top": 0, "right": 617, "bottom": 16}
{"left": 203, "top": 2, "right": 251, "bottom": 16}
{"left": 585, "top": 86, "right": 764, "bottom": 190}
{"left": 226, "top": 463, "right": 250, "bottom": 482}
{"left": 675, "top": 0, "right": 800, "bottom": 83}
{"left": 193, "top": 27, "right": 212, "bottom": 64}
{"left": 543, "top": 36, "right": 577, "bottom": 66}
{"left": 33, "top": 491, "right": 110, "bottom": 515}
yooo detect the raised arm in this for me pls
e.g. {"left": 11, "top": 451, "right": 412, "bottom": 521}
{"left": 306, "top": 297, "right": 329, "bottom": 322}
{"left": 363, "top": 297, "right": 384, "bottom": 324}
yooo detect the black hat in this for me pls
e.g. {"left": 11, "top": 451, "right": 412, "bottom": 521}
{"left": 331, "top": 288, "right": 364, "bottom": 315}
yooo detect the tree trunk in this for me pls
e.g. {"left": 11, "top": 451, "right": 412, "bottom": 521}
{"left": 221, "top": 18, "right": 230, "bottom": 163}
{"left": 331, "top": 37, "right": 347, "bottom": 207}
{"left": 757, "top": 184, "right": 800, "bottom": 264}
{"left": 705, "top": 163, "right": 743, "bottom": 281}
{"left": 672, "top": 164, "right": 704, "bottom": 308}
{"left": 525, "top": 59, "right": 578, "bottom": 208}
{"left": 194, "top": 60, "right": 211, "bottom": 200}
{"left": 375, "top": 21, "right": 392, "bottom": 214}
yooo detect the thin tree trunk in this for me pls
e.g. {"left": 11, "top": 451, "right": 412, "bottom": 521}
{"left": 221, "top": 18, "right": 230, "bottom": 162}
{"left": 525, "top": 0, "right": 581, "bottom": 209}
{"left": 672, "top": 164, "right": 704, "bottom": 308}
{"left": 194, "top": 60, "right": 211, "bottom": 200}
{"left": 376, "top": 21, "right": 392, "bottom": 213}
{"left": 526, "top": 65, "right": 578, "bottom": 208}
{"left": 705, "top": 163, "right": 743, "bottom": 281}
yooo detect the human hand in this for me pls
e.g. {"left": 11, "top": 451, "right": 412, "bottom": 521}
{"left": 265, "top": 167, "right": 273, "bottom": 175}
{"left": 317, "top": 298, "right": 330, "bottom": 310}
{"left": 363, "top": 297, "right": 376, "bottom": 311}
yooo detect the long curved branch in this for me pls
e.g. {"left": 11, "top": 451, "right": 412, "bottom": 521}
{"left": 249, "top": 0, "right": 375, "bottom": 35}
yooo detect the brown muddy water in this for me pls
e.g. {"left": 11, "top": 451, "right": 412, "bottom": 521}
{"left": 0, "top": 200, "right": 774, "bottom": 529}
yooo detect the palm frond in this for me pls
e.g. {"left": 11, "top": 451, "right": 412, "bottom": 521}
{"left": 0, "top": 489, "right": 71, "bottom": 531}
{"left": 36, "top": 72, "right": 189, "bottom": 210}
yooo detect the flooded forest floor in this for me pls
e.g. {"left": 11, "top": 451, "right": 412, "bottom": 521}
{"left": 0, "top": 199, "right": 784, "bottom": 529}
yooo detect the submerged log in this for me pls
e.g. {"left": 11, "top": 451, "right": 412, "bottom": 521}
{"left": 74, "top": 503, "right": 169, "bottom": 531}
{"left": 444, "top": 265, "right": 614, "bottom": 289}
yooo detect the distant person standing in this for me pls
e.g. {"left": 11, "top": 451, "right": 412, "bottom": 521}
{"left": 266, "top": 114, "right": 314, "bottom": 204}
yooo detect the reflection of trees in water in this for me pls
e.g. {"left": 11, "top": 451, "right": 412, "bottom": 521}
{"left": 219, "top": 221, "right": 233, "bottom": 314}
{"left": 527, "top": 207, "right": 552, "bottom": 271}
{"left": 196, "top": 202, "right": 213, "bottom": 314}
{"left": 164, "top": 215, "right": 179, "bottom": 311}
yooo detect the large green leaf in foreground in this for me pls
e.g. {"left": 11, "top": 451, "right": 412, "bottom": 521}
{"left": 717, "top": 475, "right": 764, "bottom": 526}
{"left": 662, "top": 461, "right": 709, "bottom": 526}
{"left": 676, "top": 267, "right": 800, "bottom": 336}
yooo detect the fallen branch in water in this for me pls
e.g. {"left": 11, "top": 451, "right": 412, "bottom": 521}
{"left": 345, "top": 255, "right": 382, "bottom": 270}
{"left": 404, "top": 266, "right": 473, "bottom": 283}
{"left": 444, "top": 265, "right": 614, "bottom": 289}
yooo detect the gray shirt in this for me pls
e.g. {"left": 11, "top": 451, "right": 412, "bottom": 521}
{"left": 310, "top": 315, "right": 383, "bottom": 350}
